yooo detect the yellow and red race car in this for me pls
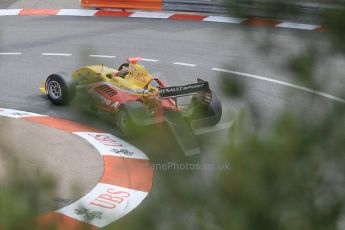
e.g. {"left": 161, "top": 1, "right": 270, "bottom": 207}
{"left": 40, "top": 57, "right": 222, "bottom": 140}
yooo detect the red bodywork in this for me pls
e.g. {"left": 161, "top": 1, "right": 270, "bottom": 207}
{"left": 87, "top": 78, "right": 179, "bottom": 119}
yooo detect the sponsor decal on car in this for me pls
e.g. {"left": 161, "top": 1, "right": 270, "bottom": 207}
{"left": 134, "top": 72, "right": 147, "bottom": 82}
{"left": 159, "top": 82, "right": 209, "bottom": 98}
{"left": 89, "top": 87, "right": 120, "bottom": 109}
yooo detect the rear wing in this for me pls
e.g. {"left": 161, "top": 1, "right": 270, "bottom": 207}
{"left": 159, "top": 79, "right": 210, "bottom": 98}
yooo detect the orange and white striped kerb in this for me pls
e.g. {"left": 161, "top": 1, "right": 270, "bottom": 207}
{"left": 0, "top": 108, "right": 153, "bottom": 229}
{"left": 0, "top": 9, "right": 326, "bottom": 31}
{"left": 81, "top": 0, "right": 163, "bottom": 11}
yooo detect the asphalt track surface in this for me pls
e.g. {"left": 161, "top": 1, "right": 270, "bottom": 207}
{"left": 2, "top": 0, "right": 82, "bottom": 9}
{"left": 1, "top": 17, "right": 344, "bottom": 126}
{"left": 0, "top": 0, "right": 18, "bottom": 9}
{"left": 1, "top": 15, "right": 345, "bottom": 227}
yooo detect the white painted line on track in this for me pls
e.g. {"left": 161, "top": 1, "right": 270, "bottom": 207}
{"left": 57, "top": 9, "right": 98, "bottom": 16}
{"left": 276, "top": 22, "right": 319, "bottom": 30}
{"left": 212, "top": 68, "right": 345, "bottom": 103}
{"left": 173, "top": 62, "right": 197, "bottom": 67}
{"left": 141, "top": 58, "right": 159, "bottom": 62}
{"left": 0, "top": 9, "right": 21, "bottom": 16}
{"left": 194, "top": 121, "right": 233, "bottom": 135}
{"left": 42, "top": 53, "right": 72, "bottom": 56}
{"left": 203, "top": 16, "right": 243, "bottom": 23}
{"left": 0, "top": 52, "right": 22, "bottom": 55}
{"left": 129, "top": 12, "right": 173, "bottom": 19}
{"left": 89, "top": 55, "right": 116, "bottom": 58}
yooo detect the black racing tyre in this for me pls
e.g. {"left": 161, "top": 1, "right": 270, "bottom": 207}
{"left": 206, "top": 93, "right": 222, "bottom": 126}
{"left": 189, "top": 93, "right": 222, "bottom": 127}
{"left": 45, "top": 73, "right": 75, "bottom": 105}
{"left": 118, "top": 62, "right": 129, "bottom": 71}
{"left": 116, "top": 107, "right": 135, "bottom": 137}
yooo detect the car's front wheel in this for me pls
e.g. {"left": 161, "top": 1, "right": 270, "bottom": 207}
{"left": 46, "top": 73, "right": 75, "bottom": 105}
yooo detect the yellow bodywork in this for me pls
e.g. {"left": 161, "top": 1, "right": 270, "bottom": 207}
{"left": 40, "top": 81, "right": 47, "bottom": 94}
{"left": 40, "top": 62, "right": 160, "bottom": 95}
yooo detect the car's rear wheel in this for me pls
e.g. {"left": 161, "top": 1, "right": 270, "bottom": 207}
{"left": 206, "top": 93, "right": 222, "bottom": 125}
{"left": 46, "top": 73, "right": 75, "bottom": 105}
{"left": 189, "top": 93, "right": 222, "bottom": 127}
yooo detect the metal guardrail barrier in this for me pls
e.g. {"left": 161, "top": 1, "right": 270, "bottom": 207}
{"left": 163, "top": 0, "right": 227, "bottom": 14}
{"left": 224, "top": 0, "right": 345, "bottom": 23}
